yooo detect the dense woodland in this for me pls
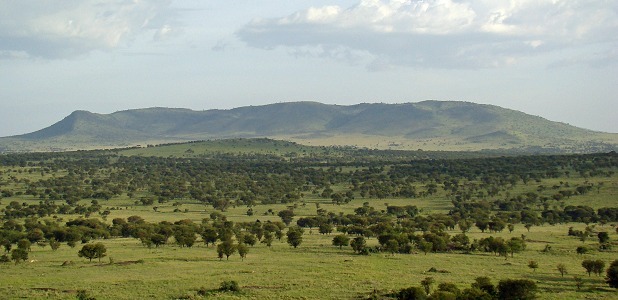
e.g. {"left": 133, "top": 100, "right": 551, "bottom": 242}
{"left": 0, "top": 142, "right": 617, "bottom": 299}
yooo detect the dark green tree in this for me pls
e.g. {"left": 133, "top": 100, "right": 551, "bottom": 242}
{"left": 78, "top": 243, "right": 107, "bottom": 262}
{"left": 506, "top": 237, "right": 526, "bottom": 258}
{"left": 201, "top": 226, "right": 218, "bottom": 247}
{"left": 397, "top": 286, "right": 426, "bottom": 300}
{"left": 576, "top": 246, "right": 588, "bottom": 255}
{"left": 606, "top": 259, "right": 618, "bottom": 288}
{"left": 11, "top": 248, "right": 28, "bottom": 264}
{"left": 350, "top": 236, "right": 366, "bottom": 254}
{"left": 237, "top": 243, "right": 249, "bottom": 261}
{"left": 332, "top": 235, "right": 350, "bottom": 249}
{"left": 17, "top": 239, "right": 31, "bottom": 252}
{"left": 598, "top": 232, "right": 610, "bottom": 244}
{"left": 278, "top": 209, "right": 295, "bottom": 226}
{"left": 217, "top": 240, "right": 236, "bottom": 260}
{"left": 261, "top": 231, "right": 274, "bottom": 247}
{"left": 592, "top": 260, "right": 606, "bottom": 276}
{"left": 286, "top": 226, "right": 303, "bottom": 248}
{"left": 497, "top": 279, "right": 537, "bottom": 300}
{"left": 582, "top": 260, "right": 595, "bottom": 276}
{"left": 420, "top": 277, "right": 435, "bottom": 295}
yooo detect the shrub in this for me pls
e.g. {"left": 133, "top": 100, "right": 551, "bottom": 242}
{"left": 219, "top": 280, "right": 240, "bottom": 292}
{"left": 396, "top": 286, "right": 426, "bottom": 300}
{"left": 427, "top": 291, "right": 456, "bottom": 300}
{"left": 497, "top": 279, "right": 537, "bottom": 300}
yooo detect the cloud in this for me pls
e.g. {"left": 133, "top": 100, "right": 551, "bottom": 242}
{"left": 237, "top": 0, "right": 618, "bottom": 69}
{"left": 0, "top": 0, "right": 175, "bottom": 59}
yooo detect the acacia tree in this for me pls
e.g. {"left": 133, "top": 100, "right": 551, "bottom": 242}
{"left": 78, "top": 243, "right": 107, "bottom": 262}
{"left": 592, "top": 260, "right": 606, "bottom": 276}
{"left": 11, "top": 249, "right": 28, "bottom": 264}
{"left": 261, "top": 232, "right": 274, "bottom": 247}
{"left": 506, "top": 237, "right": 526, "bottom": 258}
{"left": 582, "top": 260, "right": 595, "bottom": 276}
{"left": 237, "top": 243, "right": 249, "bottom": 261}
{"left": 278, "top": 209, "right": 295, "bottom": 226}
{"left": 217, "top": 240, "right": 236, "bottom": 260}
{"left": 332, "top": 235, "right": 350, "bottom": 249}
{"left": 201, "top": 226, "right": 218, "bottom": 247}
{"left": 286, "top": 226, "right": 303, "bottom": 248}
{"left": 350, "top": 236, "right": 366, "bottom": 254}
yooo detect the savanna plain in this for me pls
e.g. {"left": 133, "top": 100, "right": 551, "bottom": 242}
{"left": 0, "top": 139, "right": 617, "bottom": 299}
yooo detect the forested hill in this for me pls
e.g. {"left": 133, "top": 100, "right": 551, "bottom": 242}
{"left": 1, "top": 101, "right": 617, "bottom": 153}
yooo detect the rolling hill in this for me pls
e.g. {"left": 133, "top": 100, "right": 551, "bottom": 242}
{"left": 1, "top": 101, "right": 616, "bottom": 153}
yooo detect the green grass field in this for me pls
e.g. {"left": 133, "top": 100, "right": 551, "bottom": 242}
{"left": 1, "top": 222, "right": 616, "bottom": 300}
{"left": 1, "top": 147, "right": 617, "bottom": 299}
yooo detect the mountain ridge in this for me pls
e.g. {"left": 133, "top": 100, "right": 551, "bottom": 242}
{"left": 1, "top": 101, "right": 616, "bottom": 153}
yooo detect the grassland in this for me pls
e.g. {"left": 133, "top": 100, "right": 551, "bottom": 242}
{"left": 0, "top": 142, "right": 617, "bottom": 299}
{"left": 1, "top": 220, "right": 616, "bottom": 299}
{"left": 1, "top": 181, "right": 617, "bottom": 299}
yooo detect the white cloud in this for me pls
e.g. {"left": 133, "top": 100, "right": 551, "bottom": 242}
{"left": 238, "top": 0, "right": 618, "bottom": 69}
{"left": 0, "top": 0, "right": 175, "bottom": 59}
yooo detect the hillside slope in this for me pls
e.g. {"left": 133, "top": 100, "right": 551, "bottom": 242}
{"left": 1, "top": 101, "right": 616, "bottom": 152}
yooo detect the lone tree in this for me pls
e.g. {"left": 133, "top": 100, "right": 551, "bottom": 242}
{"left": 286, "top": 226, "right": 303, "bottom": 248}
{"left": 557, "top": 263, "right": 568, "bottom": 277}
{"left": 332, "top": 235, "right": 350, "bottom": 249}
{"left": 78, "top": 243, "right": 107, "bottom": 262}
{"left": 607, "top": 259, "right": 618, "bottom": 288}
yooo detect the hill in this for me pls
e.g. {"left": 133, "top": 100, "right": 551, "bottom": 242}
{"left": 1, "top": 101, "right": 616, "bottom": 152}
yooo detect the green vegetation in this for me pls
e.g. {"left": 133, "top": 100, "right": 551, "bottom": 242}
{"left": 0, "top": 141, "right": 616, "bottom": 299}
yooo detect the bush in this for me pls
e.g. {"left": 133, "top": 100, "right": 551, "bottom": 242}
{"left": 427, "top": 291, "right": 456, "bottom": 300}
{"left": 497, "top": 279, "right": 537, "bottom": 300}
{"left": 219, "top": 280, "right": 240, "bottom": 292}
{"left": 396, "top": 286, "right": 426, "bottom": 300}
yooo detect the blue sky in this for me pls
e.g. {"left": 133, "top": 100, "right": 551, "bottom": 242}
{"left": 1, "top": 0, "right": 617, "bottom": 137}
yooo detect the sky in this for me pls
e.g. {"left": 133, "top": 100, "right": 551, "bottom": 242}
{"left": 1, "top": 0, "right": 617, "bottom": 137}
